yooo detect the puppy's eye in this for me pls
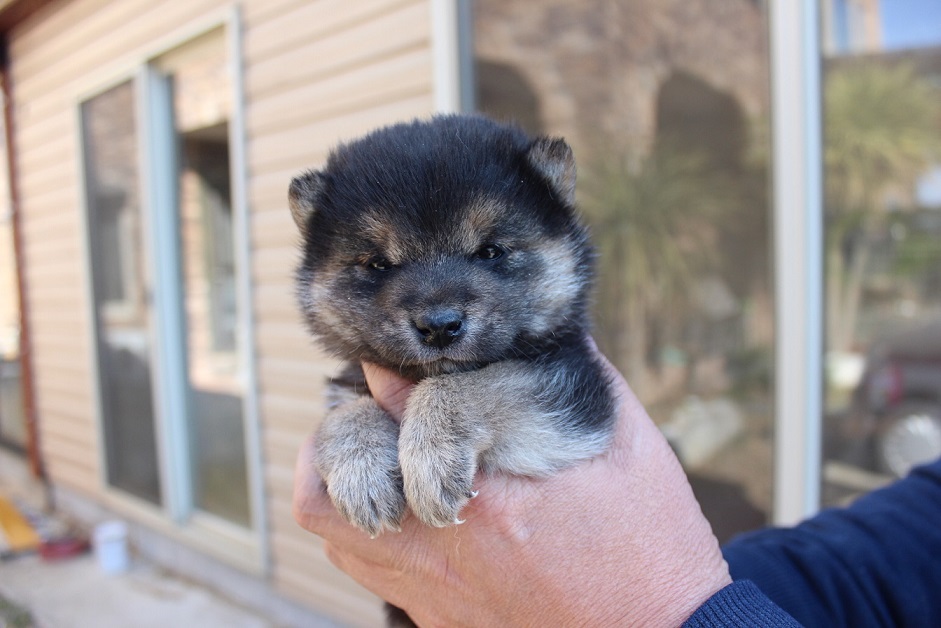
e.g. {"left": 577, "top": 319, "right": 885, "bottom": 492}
{"left": 475, "top": 244, "right": 504, "bottom": 260}
{"left": 365, "top": 256, "right": 393, "bottom": 271}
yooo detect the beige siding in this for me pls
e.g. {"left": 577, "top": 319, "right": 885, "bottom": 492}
{"left": 10, "top": 0, "right": 435, "bottom": 624}
{"left": 245, "top": 0, "right": 433, "bottom": 620}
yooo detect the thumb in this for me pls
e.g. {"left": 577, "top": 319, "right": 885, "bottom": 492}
{"left": 362, "top": 362, "right": 413, "bottom": 422}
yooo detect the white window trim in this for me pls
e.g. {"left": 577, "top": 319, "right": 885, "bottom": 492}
{"left": 770, "top": 0, "right": 825, "bottom": 525}
{"left": 431, "top": 0, "right": 475, "bottom": 113}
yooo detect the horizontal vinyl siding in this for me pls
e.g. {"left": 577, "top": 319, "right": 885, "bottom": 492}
{"left": 14, "top": 0, "right": 224, "bottom": 102}
{"left": 11, "top": 0, "right": 436, "bottom": 623}
{"left": 244, "top": 0, "right": 434, "bottom": 621}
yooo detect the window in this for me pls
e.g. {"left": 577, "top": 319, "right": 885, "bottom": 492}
{"left": 820, "top": 0, "right": 941, "bottom": 506}
{"left": 473, "top": 0, "right": 775, "bottom": 540}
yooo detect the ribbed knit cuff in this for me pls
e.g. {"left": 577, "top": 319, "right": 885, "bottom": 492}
{"left": 682, "top": 580, "right": 803, "bottom": 627}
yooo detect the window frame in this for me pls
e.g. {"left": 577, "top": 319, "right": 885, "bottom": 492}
{"left": 769, "top": 0, "right": 825, "bottom": 525}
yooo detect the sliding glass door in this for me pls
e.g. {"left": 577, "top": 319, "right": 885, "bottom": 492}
{"left": 81, "top": 28, "right": 253, "bottom": 531}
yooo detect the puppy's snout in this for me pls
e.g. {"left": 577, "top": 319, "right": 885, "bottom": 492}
{"left": 413, "top": 308, "right": 465, "bottom": 349}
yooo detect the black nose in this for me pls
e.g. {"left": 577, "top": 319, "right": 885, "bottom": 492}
{"left": 413, "top": 309, "right": 465, "bottom": 349}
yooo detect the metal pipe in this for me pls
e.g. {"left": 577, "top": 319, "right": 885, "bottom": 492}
{"left": 0, "top": 33, "right": 44, "bottom": 480}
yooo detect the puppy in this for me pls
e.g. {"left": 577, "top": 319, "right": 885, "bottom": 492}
{"left": 290, "top": 114, "right": 616, "bottom": 538}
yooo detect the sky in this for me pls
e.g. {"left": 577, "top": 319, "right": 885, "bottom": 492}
{"left": 877, "top": 1, "right": 941, "bottom": 207}
{"left": 881, "top": 0, "right": 941, "bottom": 50}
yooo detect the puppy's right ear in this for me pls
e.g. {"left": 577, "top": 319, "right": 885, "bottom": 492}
{"left": 288, "top": 170, "right": 326, "bottom": 234}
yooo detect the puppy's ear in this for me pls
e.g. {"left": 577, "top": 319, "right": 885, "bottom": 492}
{"left": 288, "top": 170, "right": 326, "bottom": 234}
{"left": 526, "top": 137, "right": 576, "bottom": 206}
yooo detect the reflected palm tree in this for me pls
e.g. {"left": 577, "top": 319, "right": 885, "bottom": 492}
{"left": 580, "top": 145, "right": 734, "bottom": 398}
{"left": 824, "top": 62, "right": 941, "bottom": 353}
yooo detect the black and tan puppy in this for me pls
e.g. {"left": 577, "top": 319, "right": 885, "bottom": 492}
{"left": 290, "top": 115, "right": 616, "bottom": 538}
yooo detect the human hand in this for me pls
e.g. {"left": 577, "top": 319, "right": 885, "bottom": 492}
{"left": 293, "top": 348, "right": 731, "bottom": 627}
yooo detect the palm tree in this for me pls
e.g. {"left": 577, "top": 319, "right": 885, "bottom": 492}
{"left": 580, "top": 145, "right": 733, "bottom": 398}
{"left": 824, "top": 62, "right": 941, "bottom": 353}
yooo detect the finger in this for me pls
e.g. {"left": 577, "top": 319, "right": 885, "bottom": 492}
{"left": 292, "top": 433, "right": 336, "bottom": 532}
{"left": 586, "top": 337, "right": 643, "bottom": 428}
{"left": 363, "top": 362, "right": 413, "bottom": 421}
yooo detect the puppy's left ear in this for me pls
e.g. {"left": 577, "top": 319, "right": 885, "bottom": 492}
{"left": 526, "top": 137, "right": 576, "bottom": 206}
{"left": 288, "top": 170, "right": 326, "bottom": 234}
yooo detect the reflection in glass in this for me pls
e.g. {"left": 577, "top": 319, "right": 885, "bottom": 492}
{"left": 474, "top": 0, "right": 774, "bottom": 540}
{"left": 821, "top": 1, "right": 941, "bottom": 506}
{"left": 163, "top": 32, "right": 251, "bottom": 526}
{"left": 177, "top": 124, "right": 249, "bottom": 527}
{"left": 82, "top": 81, "right": 162, "bottom": 505}
{"left": 0, "top": 105, "right": 25, "bottom": 449}
{"left": 0, "top": 213, "right": 26, "bottom": 449}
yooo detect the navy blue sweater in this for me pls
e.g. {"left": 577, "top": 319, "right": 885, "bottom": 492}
{"left": 684, "top": 457, "right": 941, "bottom": 627}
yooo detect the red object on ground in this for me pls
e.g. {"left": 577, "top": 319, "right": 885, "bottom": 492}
{"left": 39, "top": 537, "right": 89, "bottom": 561}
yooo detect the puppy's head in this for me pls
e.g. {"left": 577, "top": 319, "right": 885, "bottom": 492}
{"left": 290, "top": 115, "right": 593, "bottom": 377}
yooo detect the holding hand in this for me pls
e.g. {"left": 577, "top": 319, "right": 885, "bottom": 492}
{"left": 293, "top": 348, "right": 732, "bottom": 627}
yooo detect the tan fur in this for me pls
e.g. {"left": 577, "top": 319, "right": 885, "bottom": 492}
{"left": 358, "top": 210, "right": 420, "bottom": 265}
{"left": 452, "top": 197, "right": 505, "bottom": 250}
{"left": 530, "top": 239, "right": 583, "bottom": 334}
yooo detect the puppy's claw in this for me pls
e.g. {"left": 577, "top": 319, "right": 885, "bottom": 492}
{"left": 467, "top": 490, "right": 479, "bottom": 499}
{"left": 454, "top": 517, "right": 465, "bottom": 525}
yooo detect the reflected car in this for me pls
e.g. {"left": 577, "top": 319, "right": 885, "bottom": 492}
{"left": 844, "top": 319, "right": 941, "bottom": 478}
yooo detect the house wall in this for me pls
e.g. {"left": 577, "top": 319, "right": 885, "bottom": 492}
{"left": 8, "top": 0, "right": 435, "bottom": 624}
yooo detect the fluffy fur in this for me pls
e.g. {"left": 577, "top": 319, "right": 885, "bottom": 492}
{"left": 290, "top": 115, "right": 616, "bottom": 537}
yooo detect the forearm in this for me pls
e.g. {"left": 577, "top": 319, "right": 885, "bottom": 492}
{"left": 723, "top": 458, "right": 941, "bottom": 626}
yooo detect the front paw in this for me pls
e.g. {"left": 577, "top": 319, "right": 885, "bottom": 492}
{"left": 315, "top": 399, "right": 405, "bottom": 537}
{"left": 322, "top": 456, "right": 406, "bottom": 537}
{"left": 399, "top": 414, "right": 477, "bottom": 528}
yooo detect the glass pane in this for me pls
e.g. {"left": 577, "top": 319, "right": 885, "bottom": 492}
{"left": 821, "top": 0, "right": 941, "bottom": 506}
{"left": 179, "top": 126, "right": 249, "bottom": 526}
{"left": 0, "top": 214, "right": 26, "bottom": 450}
{"left": 163, "top": 32, "right": 250, "bottom": 526}
{"left": 0, "top": 105, "right": 26, "bottom": 450}
{"left": 474, "top": 0, "right": 774, "bottom": 540}
{"left": 82, "top": 81, "right": 162, "bottom": 505}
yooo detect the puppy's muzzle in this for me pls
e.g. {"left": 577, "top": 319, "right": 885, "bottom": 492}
{"left": 413, "top": 308, "right": 465, "bottom": 349}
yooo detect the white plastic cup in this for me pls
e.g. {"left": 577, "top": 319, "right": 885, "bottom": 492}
{"left": 93, "top": 520, "right": 130, "bottom": 575}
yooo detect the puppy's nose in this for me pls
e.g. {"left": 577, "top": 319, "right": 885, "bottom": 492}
{"left": 413, "top": 308, "right": 465, "bottom": 349}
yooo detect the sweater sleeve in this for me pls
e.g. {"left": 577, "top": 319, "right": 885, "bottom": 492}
{"left": 682, "top": 580, "right": 803, "bottom": 627}
{"left": 722, "top": 458, "right": 941, "bottom": 627}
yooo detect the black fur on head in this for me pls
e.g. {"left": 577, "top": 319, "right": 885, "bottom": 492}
{"left": 290, "top": 114, "right": 595, "bottom": 379}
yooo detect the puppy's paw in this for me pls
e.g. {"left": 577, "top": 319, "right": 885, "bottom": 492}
{"left": 315, "top": 398, "right": 405, "bottom": 537}
{"left": 323, "top": 457, "right": 405, "bottom": 537}
{"left": 399, "top": 406, "right": 477, "bottom": 528}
